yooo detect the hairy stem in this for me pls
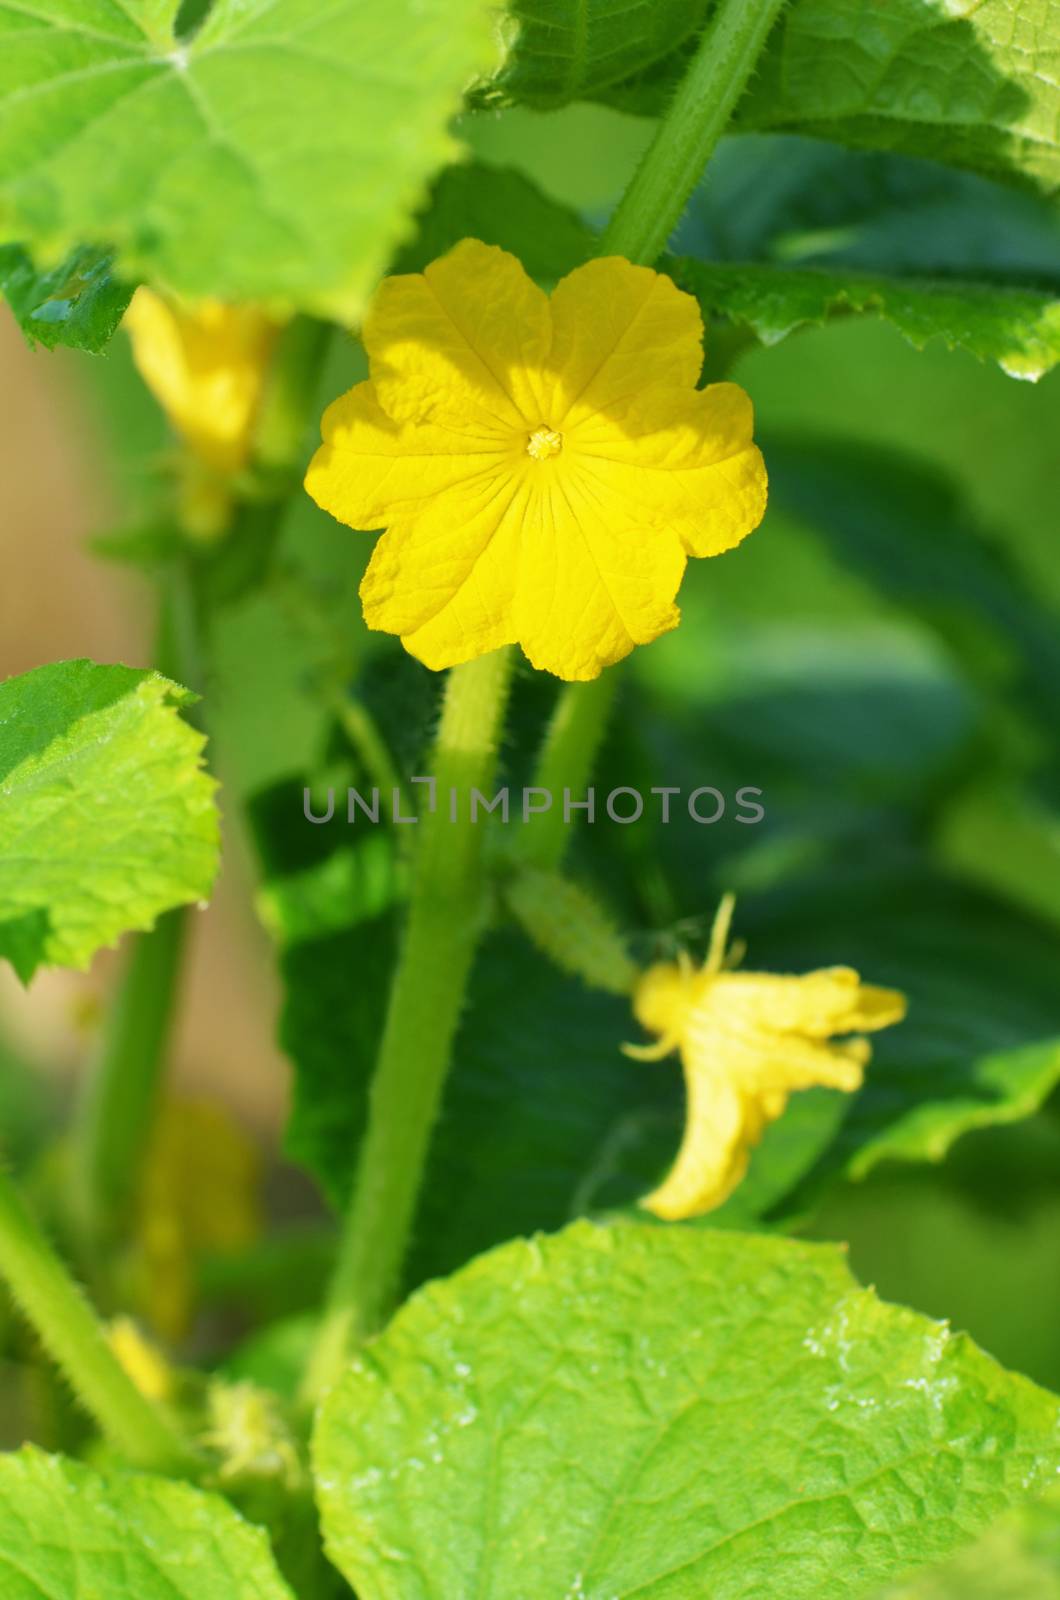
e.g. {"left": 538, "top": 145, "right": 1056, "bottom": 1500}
{"left": 302, "top": 648, "right": 514, "bottom": 1401}
{"left": 600, "top": 0, "right": 790, "bottom": 265}
{"left": 516, "top": 673, "right": 618, "bottom": 872}
{"left": 0, "top": 1168, "right": 198, "bottom": 1474}
{"left": 76, "top": 909, "right": 188, "bottom": 1253}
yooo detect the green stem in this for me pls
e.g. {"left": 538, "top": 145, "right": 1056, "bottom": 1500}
{"left": 333, "top": 693, "right": 412, "bottom": 821}
{"left": 301, "top": 648, "right": 514, "bottom": 1402}
{"left": 599, "top": 0, "right": 790, "bottom": 265}
{"left": 76, "top": 910, "right": 187, "bottom": 1253}
{"left": 0, "top": 1168, "right": 198, "bottom": 1474}
{"left": 516, "top": 673, "right": 618, "bottom": 872}
{"left": 253, "top": 316, "right": 333, "bottom": 482}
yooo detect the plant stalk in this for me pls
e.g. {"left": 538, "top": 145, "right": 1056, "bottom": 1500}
{"left": 76, "top": 909, "right": 188, "bottom": 1253}
{"left": 0, "top": 1168, "right": 198, "bottom": 1474}
{"left": 600, "top": 0, "right": 790, "bottom": 265}
{"left": 254, "top": 316, "right": 333, "bottom": 480}
{"left": 301, "top": 648, "right": 514, "bottom": 1401}
{"left": 516, "top": 673, "right": 618, "bottom": 872}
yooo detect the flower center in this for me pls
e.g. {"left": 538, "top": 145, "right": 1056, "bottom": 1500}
{"left": 526, "top": 426, "right": 563, "bottom": 461}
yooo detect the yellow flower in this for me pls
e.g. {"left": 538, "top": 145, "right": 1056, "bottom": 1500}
{"left": 626, "top": 898, "right": 906, "bottom": 1219}
{"left": 305, "top": 239, "right": 767, "bottom": 681}
{"left": 124, "top": 287, "right": 277, "bottom": 475}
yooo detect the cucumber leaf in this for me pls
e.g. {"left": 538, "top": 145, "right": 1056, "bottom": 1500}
{"left": 315, "top": 1221, "right": 1060, "bottom": 1600}
{"left": 0, "top": 242, "right": 132, "bottom": 352}
{"left": 0, "top": 660, "right": 218, "bottom": 982}
{"left": 671, "top": 257, "right": 1060, "bottom": 380}
{"left": 0, "top": 0, "right": 496, "bottom": 313}
{"left": 0, "top": 1447, "right": 295, "bottom": 1599}
{"left": 876, "top": 1487, "right": 1060, "bottom": 1598}
{"left": 499, "top": 0, "right": 1060, "bottom": 195}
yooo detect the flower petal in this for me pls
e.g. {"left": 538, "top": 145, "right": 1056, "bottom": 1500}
{"left": 360, "top": 474, "right": 529, "bottom": 668}
{"left": 573, "top": 383, "right": 768, "bottom": 558}
{"left": 641, "top": 1076, "right": 749, "bottom": 1220}
{"left": 712, "top": 970, "right": 906, "bottom": 1041}
{"left": 305, "top": 380, "right": 510, "bottom": 530}
{"left": 365, "top": 239, "right": 551, "bottom": 431}
{"left": 546, "top": 257, "right": 703, "bottom": 433}
{"left": 514, "top": 466, "right": 684, "bottom": 680}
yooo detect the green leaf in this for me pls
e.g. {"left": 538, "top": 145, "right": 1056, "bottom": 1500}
{"left": 0, "top": 660, "right": 218, "bottom": 982}
{"left": 586, "top": 0, "right": 1060, "bottom": 195}
{"left": 744, "top": 878, "right": 1060, "bottom": 1205}
{"left": 247, "top": 757, "right": 407, "bottom": 1205}
{"left": 0, "top": 1447, "right": 295, "bottom": 1599}
{"left": 0, "top": 242, "right": 132, "bottom": 351}
{"left": 314, "top": 1221, "right": 1060, "bottom": 1600}
{"left": 408, "top": 931, "right": 668, "bottom": 1283}
{"left": 939, "top": 779, "right": 1060, "bottom": 932}
{"left": 741, "top": 0, "right": 1060, "bottom": 193}
{"left": 740, "top": 0, "right": 1060, "bottom": 193}
{"left": 0, "top": 0, "right": 496, "bottom": 312}
{"left": 761, "top": 435, "right": 1060, "bottom": 781}
{"left": 876, "top": 1487, "right": 1060, "bottom": 1598}
{"left": 486, "top": 0, "right": 714, "bottom": 106}
{"left": 395, "top": 161, "right": 592, "bottom": 282}
{"left": 675, "top": 134, "right": 1060, "bottom": 286}
{"left": 671, "top": 257, "right": 1060, "bottom": 380}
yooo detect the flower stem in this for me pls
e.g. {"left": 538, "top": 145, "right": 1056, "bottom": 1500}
{"left": 516, "top": 673, "right": 618, "bottom": 872}
{"left": 301, "top": 648, "right": 514, "bottom": 1402}
{"left": 0, "top": 1167, "right": 198, "bottom": 1474}
{"left": 599, "top": 0, "right": 790, "bottom": 265}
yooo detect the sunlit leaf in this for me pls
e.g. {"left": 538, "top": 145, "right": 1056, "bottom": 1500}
{"left": 673, "top": 257, "right": 1060, "bottom": 380}
{"left": 0, "top": 1448, "right": 295, "bottom": 1599}
{"left": 0, "top": 0, "right": 496, "bottom": 313}
{"left": 316, "top": 1221, "right": 1060, "bottom": 1600}
{"left": 0, "top": 660, "right": 218, "bottom": 982}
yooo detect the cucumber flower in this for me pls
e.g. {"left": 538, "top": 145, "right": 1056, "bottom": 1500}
{"left": 124, "top": 288, "right": 278, "bottom": 476}
{"left": 305, "top": 239, "right": 767, "bottom": 681}
{"left": 626, "top": 899, "right": 906, "bottom": 1219}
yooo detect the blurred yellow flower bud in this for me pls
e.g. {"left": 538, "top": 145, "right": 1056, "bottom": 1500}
{"left": 124, "top": 287, "right": 278, "bottom": 476}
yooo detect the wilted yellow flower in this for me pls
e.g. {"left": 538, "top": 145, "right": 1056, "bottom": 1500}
{"left": 626, "top": 898, "right": 906, "bottom": 1218}
{"left": 124, "top": 287, "right": 277, "bottom": 474}
{"left": 305, "top": 239, "right": 766, "bottom": 681}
